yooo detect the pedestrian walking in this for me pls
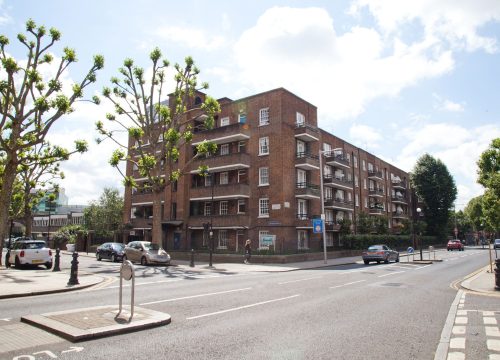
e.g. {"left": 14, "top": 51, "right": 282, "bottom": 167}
{"left": 244, "top": 239, "right": 251, "bottom": 264}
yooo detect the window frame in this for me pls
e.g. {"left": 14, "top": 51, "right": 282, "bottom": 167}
{"left": 259, "top": 198, "right": 269, "bottom": 218}
{"left": 259, "top": 137, "right": 269, "bottom": 156}
{"left": 259, "top": 107, "right": 270, "bottom": 126}
{"left": 259, "top": 167, "right": 269, "bottom": 186}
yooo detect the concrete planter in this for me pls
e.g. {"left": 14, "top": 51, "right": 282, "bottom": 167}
{"left": 66, "top": 243, "right": 76, "bottom": 252}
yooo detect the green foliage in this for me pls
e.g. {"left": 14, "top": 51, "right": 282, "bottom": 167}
{"left": 83, "top": 188, "right": 124, "bottom": 238}
{"left": 52, "top": 224, "right": 85, "bottom": 246}
{"left": 410, "top": 154, "right": 457, "bottom": 238}
{"left": 476, "top": 138, "right": 500, "bottom": 233}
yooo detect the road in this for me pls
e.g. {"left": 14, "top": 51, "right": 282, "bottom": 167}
{"left": 0, "top": 248, "right": 498, "bottom": 360}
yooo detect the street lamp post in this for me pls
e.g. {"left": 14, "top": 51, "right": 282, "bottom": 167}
{"left": 416, "top": 207, "right": 422, "bottom": 260}
{"left": 318, "top": 149, "right": 328, "bottom": 264}
{"left": 209, "top": 172, "right": 214, "bottom": 268}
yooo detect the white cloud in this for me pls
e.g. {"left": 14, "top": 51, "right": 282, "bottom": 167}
{"left": 232, "top": 6, "right": 455, "bottom": 121}
{"left": 433, "top": 94, "right": 465, "bottom": 112}
{"left": 154, "top": 25, "right": 226, "bottom": 51}
{"left": 348, "top": 123, "right": 383, "bottom": 149}
{"left": 349, "top": 0, "right": 500, "bottom": 53}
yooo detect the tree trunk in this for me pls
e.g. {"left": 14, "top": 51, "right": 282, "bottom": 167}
{"left": 151, "top": 191, "right": 163, "bottom": 246}
{"left": 0, "top": 157, "right": 18, "bottom": 266}
{"left": 24, "top": 208, "right": 33, "bottom": 237}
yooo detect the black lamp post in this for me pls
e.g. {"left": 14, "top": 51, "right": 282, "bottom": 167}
{"left": 209, "top": 172, "right": 215, "bottom": 267}
{"left": 416, "top": 207, "right": 422, "bottom": 260}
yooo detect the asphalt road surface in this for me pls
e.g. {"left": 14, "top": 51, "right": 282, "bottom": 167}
{"left": 0, "top": 248, "right": 497, "bottom": 360}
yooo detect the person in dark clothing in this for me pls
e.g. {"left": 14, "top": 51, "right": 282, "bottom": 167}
{"left": 244, "top": 239, "right": 251, "bottom": 264}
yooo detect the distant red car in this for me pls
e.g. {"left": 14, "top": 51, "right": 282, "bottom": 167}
{"left": 447, "top": 240, "right": 464, "bottom": 251}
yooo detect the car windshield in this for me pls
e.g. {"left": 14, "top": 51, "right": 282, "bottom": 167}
{"left": 25, "top": 242, "right": 46, "bottom": 249}
{"left": 113, "top": 244, "right": 125, "bottom": 250}
{"left": 143, "top": 242, "right": 160, "bottom": 251}
{"left": 367, "top": 246, "right": 383, "bottom": 251}
{"left": 495, "top": 239, "right": 500, "bottom": 244}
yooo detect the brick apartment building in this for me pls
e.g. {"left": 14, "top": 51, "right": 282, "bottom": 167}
{"left": 123, "top": 88, "right": 412, "bottom": 252}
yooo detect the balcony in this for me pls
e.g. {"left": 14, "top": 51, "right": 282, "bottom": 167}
{"left": 130, "top": 191, "right": 154, "bottom": 205}
{"left": 391, "top": 196, "right": 407, "bottom": 204}
{"left": 323, "top": 174, "right": 353, "bottom": 190}
{"left": 188, "top": 214, "right": 250, "bottom": 229}
{"left": 325, "top": 221, "right": 342, "bottom": 231}
{"left": 392, "top": 211, "right": 408, "bottom": 219}
{"left": 368, "top": 188, "right": 385, "bottom": 198}
{"left": 368, "top": 170, "right": 383, "bottom": 180}
{"left": 294, "top": 123, "right": 319, "bottom": 142}
{"left": 295, "top": 152, "right": 320, "bottom": 170}
{"left": 324, "top": 152, "right": 350, "bottom": 169}
{"left": 296, "top": 182, "right": 320, "bottom": 199}
{"left": 192, "top": 122, "right": 250, "bottom": 145}
{"left": 392, "top": 180, "right": 407, "bottom": 189}
{"left": 369, "top": 205, "right": 385, "bottom": 215}
{"left": 189, "top": 152, "right": 251, "bottom": 173}
{"left": 324, "top": 198, "right": 354, "bottom": 211}
{"left": 189, "top": 182, "right": 250, "bottom": 200}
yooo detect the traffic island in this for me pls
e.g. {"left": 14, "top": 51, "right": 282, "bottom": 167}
{"left": 21, "top": 305, "right": 171, "bottom": 342}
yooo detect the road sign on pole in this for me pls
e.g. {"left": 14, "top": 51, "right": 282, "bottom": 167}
{"left": 313, "top": 219, "right": 323, "bottom": 234}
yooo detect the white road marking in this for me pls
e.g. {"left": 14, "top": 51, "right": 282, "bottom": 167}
{"left": 487, "top": 339, "right": 500, "bottom": 352}
{"left": 140, "top": 287, "right": 252, "bottom": 305}
{"left": 449, "top": 338, "right": 465, "bottom": 349}
{"left": 279, "top": 276, "right": 323, "bottom": 285}
{"left": 378, "top": 271, "right": 405, "bottom": 278}
{"left": 413, "top": 264, "right": 432, "bottom": 270}
{"left": 447, "top": 352, "right": 465, "bottom": 360}
{"left": 455, "top": 317, "right": 468, "bottom": 325}
{"left": 484, "top": 317, "right": 498, "bottom": 325}
{"left": 486, "top": 326, "right": 500, "bottom": 337}
{"left": 452, "top": 326, "right": 466, "bottom": 335}
{"left": 186, "top": 294, "right": 301, "bottom": 320}
{"left": 329, "top": 280, "right": 366, "bottom": 289}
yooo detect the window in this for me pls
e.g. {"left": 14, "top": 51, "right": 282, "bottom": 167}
{"left": 354, "top": 155, "right": 358, "bottom": 168}
{"left": 323, "top": 143, "right": 332, "bottom": 155}
{"left": 296, "top": 140, "right": 306, "bottom": 157}
{"left": 362, "top": 160, "right": 366, "bottom": 171}
{"left": 324, "top": 165, "right": 332, "bottom": 178}
{"left": 220, "top": 144, "right": 229, "bottom": 155}
{"left": 259, "top": 108, "right": 269, "bottom": 126}
{"left": 364, "top": 198, "right": 368, "bottom": 208}
{"left": 239, "top": 113, "right": 247, "bottom": 124}
{"left": 325, "top": 210, "right": 334, "bottom": 223}
{"left": 218, "top": 230, "right": 228, "bottom": 249}
{"left": 363, "top": 179, "right": 367, "bottom": 190}
{"left": 368, "top": 162, "right": 374, "bottom": 172}
{"left": 204, "top": 202, "right": 212, "bottom": 216}
{"left": 131, "top": 207, "right": 136, "bottom": 219}
{"left": 238, "top": 200, "right": 246, "bottom": 214}
{"left": 355, "top": 194, "right": 359, "bottom": 207}
{"left": 297, "top": 230, "right": 309, "bottom": 249}
{"left": 220, "top": 201, "right": 228, "bottom": 215}
{"left": 259, "top": 167, "right": 269, "bottom": 186}
{"left": 259, "top": 137, "right": 269, "bottom": 155}
{"left": 324, "top": 186, "right": 333, "bottom": 200}
{"left": 297, "top": 199, "right": 308, "bottom": 220}
{"left": 220, "top": 172, "right": 228, "bottom": 185}
{"left": 326, "top": 232, "right": 334, "bottom": 247}
{"left": 171, "top": 202, "right": 177, "bottom": 219}
{"left": 238, "top": 141, "right": 246, "bottom": 153}
{"left": 259, "top": 198, "right": 269, "bottom": 217}
{"left": 220, "top": 116, "right": 230, "bottom": 127}
{"left": 297, "top": 169, "right": 306, "bottom": 188}
{"left": 259, "top": 230, "right": 270, "bottom": 248}
{"left": 296, "top": 112, "right": 305, "bottom": 126}
{"left": 205, "top": 175, "right": 213, "bottom": 187}
{"left": 347, "top": 192, "right": 352, "bottom": 201}
{"left": 354, "top": 175, "right": 359, "bottom": 187}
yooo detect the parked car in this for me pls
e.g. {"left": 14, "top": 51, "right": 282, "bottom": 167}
{"left": 123, "top": 241, "right": 171, "bottom": 266}
{"left": 8, "top": 240, "right": 52, "bottom": 269}
{"left": 362, "top": 244, "right": 399, "bottom": 265}
{"left": 447, "top": 240, "right": 464, "bottom": 251}
{"left": 493, "top": 239, "right": 500, "bottom": 250}
{"left": 96, "top": 242, "right": 126, "bottom": 262}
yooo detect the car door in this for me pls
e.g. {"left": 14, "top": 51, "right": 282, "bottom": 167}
{"left": 128, "top": 242, "right": 140, "bottom": 262}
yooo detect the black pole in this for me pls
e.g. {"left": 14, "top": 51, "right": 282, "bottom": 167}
{"left": 67, "top": 252, "right": 79, "bottom": 285}
{"left": 208, "top": 173, "right": 214, "bottom": 267}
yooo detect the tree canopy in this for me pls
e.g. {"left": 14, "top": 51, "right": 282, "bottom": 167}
{"left": 84, "top": 188, "right": 123, "bottom": 239}
{"left": 0, "top": 19, "right": 104, "bottom": 264}
{"left": 410, "top": 154, "right": 457, "bottom": 238}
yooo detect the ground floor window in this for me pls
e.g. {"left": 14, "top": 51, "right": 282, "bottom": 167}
{"left": 326, "top": 232, "right": 334, "bottom": 247}
{"left": 218, "top": 230, "right": 228, "bottom": 249}
{"left": 297, "top": 230, "right": 309, "bottom": 250}
{"left": 259, "top": 230, "right": 270, "bottom": 248}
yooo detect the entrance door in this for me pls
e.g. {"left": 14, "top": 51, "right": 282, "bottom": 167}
{"left": 173, "top": 232, "right": 181, "bottom": 250}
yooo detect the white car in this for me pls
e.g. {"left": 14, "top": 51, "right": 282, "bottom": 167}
{"left": 8, "top": 240, "right": 53, "bottom": 269}
{"left": 123, "top": 241, "right": 171, "bottom": 266}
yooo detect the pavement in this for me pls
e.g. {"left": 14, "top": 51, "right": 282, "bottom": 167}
{"left": 0, "top": 250, "right": 498, "bottom": 343}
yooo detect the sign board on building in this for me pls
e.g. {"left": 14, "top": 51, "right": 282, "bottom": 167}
{"left": 272, "top": 204, "right": 281, "bottom": 210}
{"left": 313, "top": 219, "right": 323, "bottom": 234}
{"left": 261, "top": 235, "right": 275, "bottom": 246}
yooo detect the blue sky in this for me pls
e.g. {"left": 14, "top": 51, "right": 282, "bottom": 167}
{"left": 1, "top": 0, "right": 499, "bottom": 209}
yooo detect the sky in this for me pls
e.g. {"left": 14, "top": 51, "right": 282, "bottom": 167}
{"left": 1, "top": 0, "right": 499, "bottom": 210}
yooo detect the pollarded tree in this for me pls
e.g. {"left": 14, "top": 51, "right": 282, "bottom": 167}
{"left": 96, "top": 48, "right": 220, "bottom": 245}
{"left": 0, "top": 19, "right": 103, "bottom": 264}
{"left": 410, "top": 154, "right": 457, "bottom": 238}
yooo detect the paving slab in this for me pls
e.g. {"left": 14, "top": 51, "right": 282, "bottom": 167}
{"left": 21, "top": 305, "right": 171, "bottom": 342}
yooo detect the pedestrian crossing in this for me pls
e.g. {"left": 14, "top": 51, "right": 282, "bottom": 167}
{"left": 447, "top": 293, "right": 500, "bottom": 360}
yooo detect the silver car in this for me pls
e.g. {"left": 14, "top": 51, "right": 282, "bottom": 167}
{"left": 123, "top": 241, "right": 171, "bottom": 266}
{"left": 362, "top": 244, "right": 399, "bottom": 265}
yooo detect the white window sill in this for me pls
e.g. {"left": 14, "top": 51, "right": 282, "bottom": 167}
{"left": 258, "top": 215, "right": 270, "bottom": 218}
{"left": 258, "top": 184, "right": 269, "bottom": 187}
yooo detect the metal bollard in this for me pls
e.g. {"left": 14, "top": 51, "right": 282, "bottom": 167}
{"left": 495, "top": 258, "right": 500, "bottom": 291}
{"left": 52, "top": 248, "right": 61, "bottom": 272}
{"left": 190, "top": 249, "right": 195, "bottom": 267}
{"left": 67, "top": 252, "right": 79, "bottom": 285}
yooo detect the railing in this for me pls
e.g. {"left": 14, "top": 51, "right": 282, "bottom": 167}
{"left": 323, "top": 174, "right": 353, "bottom": 187}
{"left": 324, "top": 198, "right": 354, "bottom": 208}
{"left": 391, "top": 196, "right": 407, "bottom": 203}
{"left": 368, "top": 170, "right": 383, "bottom": 179}
{"left": 368, "top": 188, "right": 385, "bottom": 196}
{"left": 296, "top": 151, "right": 319, "bottom": 160}
{"left": 324, "top": 152, "right": 350, "bottom": 167}
{"left": 391, "top": 180, "right": 407, "bottom": 189}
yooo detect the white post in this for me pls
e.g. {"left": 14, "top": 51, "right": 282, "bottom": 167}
{"left": 319, "top": 149, "right": 327, "bottom": 264}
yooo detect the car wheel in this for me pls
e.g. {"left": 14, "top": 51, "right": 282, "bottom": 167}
{"left": 396, "top": 256, "right": 399, "bottom": 263}
{"left": 384, "top": 258, "right": 389, "bottom": 264}
{"left": 15, "top": 256, "right": 21, "bottom": 268}
{"left": 45, "top": 262, "right": 52, "bottom": 270}
{"left": 111, "top": 254, "right": 116, "bottom": 263}
{"left": 141, "top": 256, "right": 148, "bottom": 266}
{"left": 122, "top": 255, "right": 127, "bottom": 261}
{"left": 376, "top": 260, "right": 381, "bottom": 264}
{"left": 363, "top": 260, "right": 369, "bottom": 265}
{"left": 97, "top": 253, "right": 102, "bottom": 261}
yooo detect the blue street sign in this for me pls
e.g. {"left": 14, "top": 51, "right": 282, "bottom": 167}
{"left": 407, "top": 247, "right": 414, "bottom": 254}
{"left": 313, "top": 219, "right": 323, "bottom": 234}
